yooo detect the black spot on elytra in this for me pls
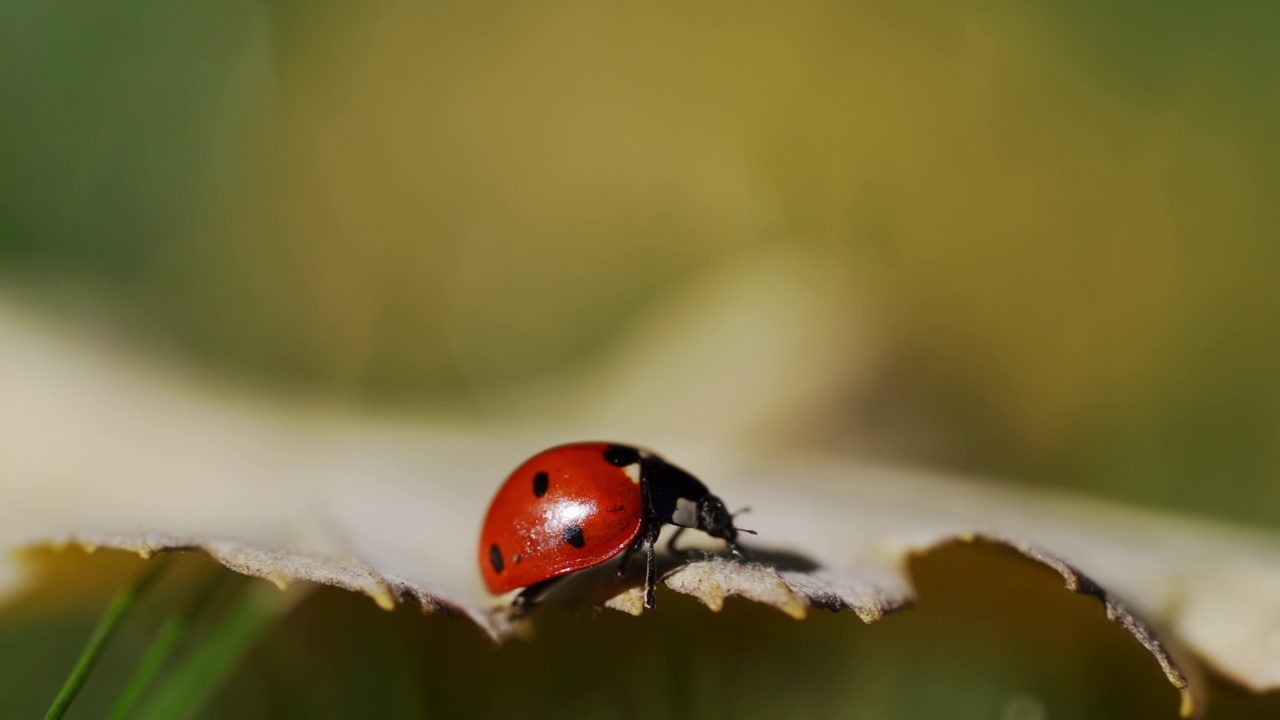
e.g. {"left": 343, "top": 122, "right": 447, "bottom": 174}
{"left": 603, "top": 444, "right": 640, "bottom": 467}
{"left": 489, "top": 544, "right": 504, "bottom": 574}
{"left": 563, "top": 523, "right": 586, "bottom": 548}
{"left": 533, "top": 471, "right": 549, "bottom": 498}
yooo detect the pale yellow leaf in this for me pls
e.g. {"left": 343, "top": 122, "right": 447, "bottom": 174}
{"left": 7, "top": 293, "right": 1280, "bottom": 718}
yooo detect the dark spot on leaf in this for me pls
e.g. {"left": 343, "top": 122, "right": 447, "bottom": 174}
{"left": 563, "top": 524, "right": 586, "bottom": 548}
{"left": 604, "top": 445, "right": 640, "bottom": 467}
{"left": 489, "top": 544, "right": 504, "bottom": 574}
{"left": 533, "top": 472, "right": 549, "bottom": 498}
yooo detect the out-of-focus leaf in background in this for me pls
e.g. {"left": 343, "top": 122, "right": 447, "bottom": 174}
{"left": 2, "top": 0, "right": 1280, "bottom": 717}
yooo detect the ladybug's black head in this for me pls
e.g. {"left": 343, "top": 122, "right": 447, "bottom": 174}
{"left": 697, "top": 495, "right": 744, "bottom": 556}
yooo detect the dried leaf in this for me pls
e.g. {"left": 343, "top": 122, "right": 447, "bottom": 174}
{"left": 7, "top": 298, "right": 1280, "bottom": 718}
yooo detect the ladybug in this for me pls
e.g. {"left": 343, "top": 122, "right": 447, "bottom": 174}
{"left": 479, "top": 442, "right": 752, "bottom": 611}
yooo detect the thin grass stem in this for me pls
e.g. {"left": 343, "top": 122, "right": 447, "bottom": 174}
{"left": 44, "top": 555, "right": 174, "bottom": 720}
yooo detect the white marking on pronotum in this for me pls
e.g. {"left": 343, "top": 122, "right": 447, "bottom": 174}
{"left": 623, "top": 462, "right": 641, "bottom": 484}
{"left": 673, "top": 497, "right": 698, "bottom": 527}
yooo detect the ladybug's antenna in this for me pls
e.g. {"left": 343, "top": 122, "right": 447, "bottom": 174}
{"left": 730, "top": 507, "right": 757, "bottom": 535}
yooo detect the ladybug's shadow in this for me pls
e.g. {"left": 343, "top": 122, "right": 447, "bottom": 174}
{"left": 536, "top": 544, "right": 821, "bottom": 610}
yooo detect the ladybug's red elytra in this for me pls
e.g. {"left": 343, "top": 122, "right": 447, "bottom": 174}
{"left": 478, "top": 442, "right": 751, "bottom": 610}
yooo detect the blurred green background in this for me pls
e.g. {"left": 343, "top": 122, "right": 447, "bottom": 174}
{"left": 2, "top": 0, "right": 1279, "bottom": 716}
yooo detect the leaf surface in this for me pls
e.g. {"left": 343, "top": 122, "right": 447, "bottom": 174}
{"left": 7, "top": 297, "right": 1280, "bottom": 717}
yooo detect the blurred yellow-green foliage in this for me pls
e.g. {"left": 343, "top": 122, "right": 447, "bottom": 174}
{"left": 3, "top": 0, "right": 1279, "bottom": 717}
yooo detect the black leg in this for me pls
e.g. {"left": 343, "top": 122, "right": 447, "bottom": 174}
{"left": 622, "top": 467, "right": 654, "bottom": 577}
{"left": 728, "top": 539, "right": 745, "bottom": 558}
{"left": 643, "top": 527, "right": 658, "bottom": 610}
{"left": 638, "top": 462, "right": 660, "bottom": 610}
{"left": 512, "top": 577, "right": 560, "bottom": 613}
{"left": 615, "top": 538, "right": 640, "bottom": 577}
{"left": 666, "top": 526, "right": 689, "bottom": 557}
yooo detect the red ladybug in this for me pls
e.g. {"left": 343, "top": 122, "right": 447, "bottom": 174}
{"left": 479, "top": 442, "right": 751, "bottom": 610}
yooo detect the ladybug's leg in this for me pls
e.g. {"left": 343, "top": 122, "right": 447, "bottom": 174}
{"left": 643, "top": 532, "right": 657, "bottom": 610}
{"left": 727, "top": 538, "right": 746, "bottom": 558}
{"left": 512, "top": 577, "right": 561, "bottom": 613}
{"left": 616, "top": 520, "right": 661, "bottom": 608}
{"left": 616, "top": 511, "right": 659, "bottom": 575}
{"left": 615, "top": 535, "right": 642, "bottom": 577}
{"left": 641, "top": 521, "right": 661, "bottom": 610}
{"left": 666, "top": 527, "right": 690, "bottom": 557}
{"left": 637, "top": 458, "right": 661, "bottom": 610}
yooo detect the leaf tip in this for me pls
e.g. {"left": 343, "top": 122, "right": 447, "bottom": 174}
{"left": 602, "top": 588, "right": 647, "bottom": 616}
{"left": 371, "top": 587, "right": 397, "bottom": 611}
{"left": 1179, "top": 687, "right": 1198, "bottom": 719}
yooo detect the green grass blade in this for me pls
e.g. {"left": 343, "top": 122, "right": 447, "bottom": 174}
{"left": 106, "top": 570, "right": 231, "bottom": 720}
{"left": 132, "top": 580, "right": 296, "bottom": 720}
{"left": 44, "top": 555, "right": 174, "bottom": 720}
